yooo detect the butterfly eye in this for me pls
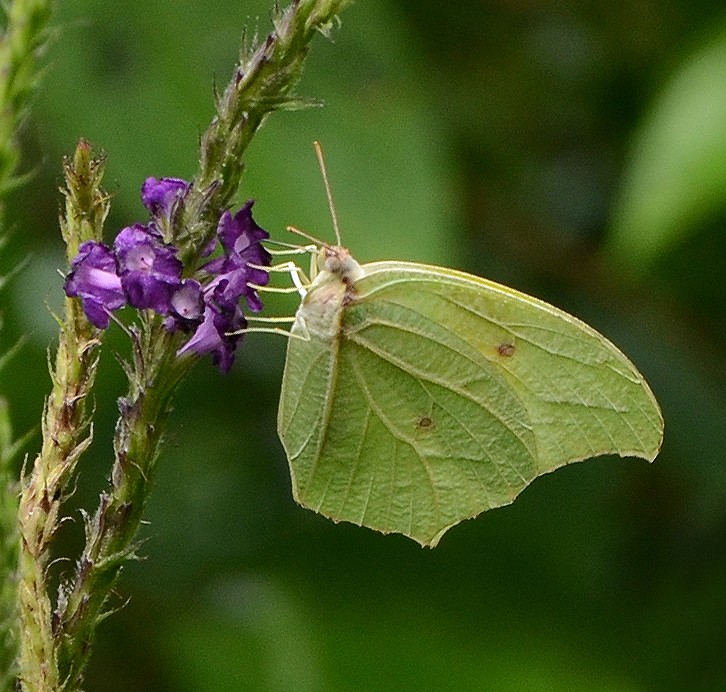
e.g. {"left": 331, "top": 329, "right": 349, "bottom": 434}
{"left": 325, "top": 255, "right": 342, "bottom": 273}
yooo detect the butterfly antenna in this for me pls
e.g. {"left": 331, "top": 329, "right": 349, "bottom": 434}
{"left": 287, "top": 225, "right": 330, "bottom": 247}
{"left": 314, "top": 140, "right": 342, "bottom": 246}
{"left": 264, "top": 238, "right": 310, "bottom": 250}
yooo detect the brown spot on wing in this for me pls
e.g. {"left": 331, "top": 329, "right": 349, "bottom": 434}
{"left": 497, "top": 342, "right": 516, "bottom": 357}
{"left": 415, "top": 415, "right": 435, "bottom": 432}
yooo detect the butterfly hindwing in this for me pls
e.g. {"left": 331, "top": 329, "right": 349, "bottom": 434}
{"left": 278, "top": 258, "right": 663, "bottom": 546}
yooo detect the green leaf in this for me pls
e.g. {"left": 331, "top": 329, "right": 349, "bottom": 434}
{"left": 278, "top": 252, "right": 664, "bottom": 547}
{"left": 608, "top": 29, "right": 726, "bottom": 270}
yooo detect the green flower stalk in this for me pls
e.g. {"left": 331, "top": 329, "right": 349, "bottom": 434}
{"left": 16, "top": 142, "right": 107, "bottom": 691}
{"left": 15, "top": 1, "right": 350, "bottom": 689}
{"left": 0, "top": 0, "right": 54, "bottom": 688}
{"left": 177, "top": 0, "right": 350, "bottom": 264}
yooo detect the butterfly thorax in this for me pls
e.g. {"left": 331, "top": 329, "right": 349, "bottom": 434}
{"left": 293, "top": 245, "right": 364, "bottom": 342}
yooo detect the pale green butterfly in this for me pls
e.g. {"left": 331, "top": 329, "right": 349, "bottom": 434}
{"left": 277, "top": 144, "right": 664, "bottom": 547}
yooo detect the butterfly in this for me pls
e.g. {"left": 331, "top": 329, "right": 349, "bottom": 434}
{"left": 276, "top": 145, "right": 663, "bottom": 547}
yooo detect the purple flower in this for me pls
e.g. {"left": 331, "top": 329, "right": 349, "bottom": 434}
{"left": 176, "top": 291, "right": 247, "bottom": 373}
{"left": 169, "top": 202, "right": 271, "bottom": 371}
{"left": 214, "top": 272, "right": 253, "bottom": 309}
{"left": 141, "top": 177, "right": 190, "bottom": 218}
{"left": 64, "top": 241, "right": 126, "bottom": 328}
{"left": 203, "top": 202, "right": 271, "bottom": 312}
{"left": 167, "top": 279, "right": 205, "bottom": 329}
{"left": 64, "top": 182, "right": 271, "bottom": 373}
{"left": 217, "top": 202, "right": 271, "bottom": 267}
{"left": 114, "top": 224, "right": 183, "bottom": 314}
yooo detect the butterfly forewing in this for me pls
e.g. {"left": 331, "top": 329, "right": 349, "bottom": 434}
{"left": 357, "top": 262, "right": 664, "bottom": 472}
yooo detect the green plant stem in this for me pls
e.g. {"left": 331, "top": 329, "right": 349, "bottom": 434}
{"left": 15, "top": 142, "right": 107, "bottom": 691}
{"left": 51, "top": 1, "right": 350, "bottom": 688}
{"left": 0, "top": 1, "right": 54, "bottom": 688}
{"left": 54, "top": 322, "right": 190, "bottom": 687}
{"left": 177, "top": 0, "right": 350, "bottom": 264}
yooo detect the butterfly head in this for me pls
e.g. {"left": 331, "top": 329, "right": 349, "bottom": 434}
{"left": 316, "top": 244, "right": 365, "bottom": 287}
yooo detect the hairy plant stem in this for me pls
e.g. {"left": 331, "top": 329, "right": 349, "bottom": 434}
{"left": 53, "top": 320, "right": 190, "bottom": 687}
{"left": 16, "top": 142, "right": 107, "bottom": 690}
{"left": 177, "top": 0, "right": 350, "bottom": 265}
{"left": 0, "top": 1, "right": 55, "bottom": 687}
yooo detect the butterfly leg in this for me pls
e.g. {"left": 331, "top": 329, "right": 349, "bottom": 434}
{"left": 230, "top": 314, "right": 310, "bottom": 341}
{"left": 249, "top": 260, "right": 311, "bottom": 298}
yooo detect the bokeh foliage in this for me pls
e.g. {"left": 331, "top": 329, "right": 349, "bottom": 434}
{"left": 1, "top": 0, "right": 724, "bottom": 689}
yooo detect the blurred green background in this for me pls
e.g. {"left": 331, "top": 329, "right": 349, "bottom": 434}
{"left": 2, "top": 0, "right": 726, "bottom": 689}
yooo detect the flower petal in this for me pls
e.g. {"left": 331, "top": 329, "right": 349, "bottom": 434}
{"left": 64, "top": 241, "right": 126, "bottom": 328}
{"left": 177, "top": 301, "right": 246, "bottom": 373}
{"left": 141, "top": 177, "right": 190, "bottom": 217}
{"left": 115, "top": 224, "right": 183, "bottom": 313}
